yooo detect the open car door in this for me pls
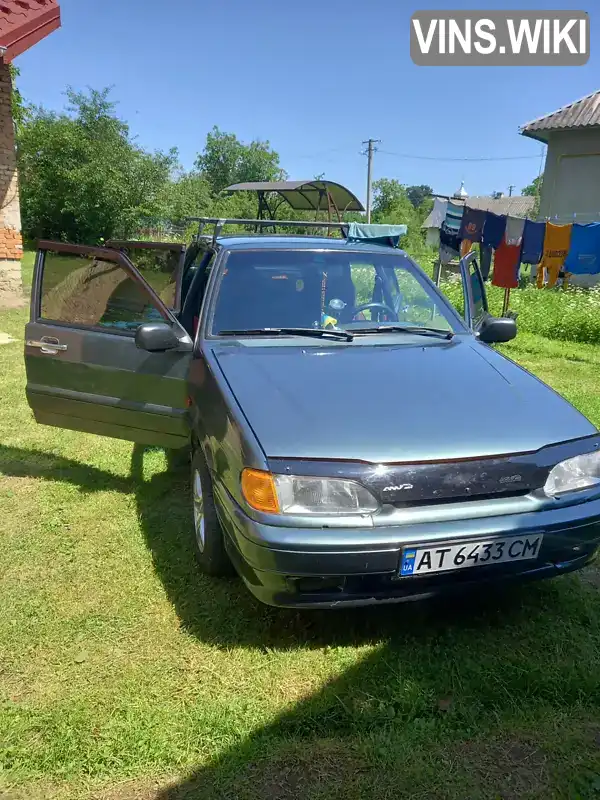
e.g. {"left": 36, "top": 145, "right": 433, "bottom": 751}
{"left": 458, "top": 250, "right": 489, "bottom": 333}
{"left": 25, "top": 242, "right": 193, "bottom": 449}
{"left": 104, "top": 240, "right": 186, "bottom": 312}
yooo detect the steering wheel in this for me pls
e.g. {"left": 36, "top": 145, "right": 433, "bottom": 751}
{"left": 351, "top": 302, "right": 398, "bottom": 322}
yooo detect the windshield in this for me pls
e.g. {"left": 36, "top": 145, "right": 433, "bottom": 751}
{"left": 211, "top": 250, "right": 458, "bottom": 335}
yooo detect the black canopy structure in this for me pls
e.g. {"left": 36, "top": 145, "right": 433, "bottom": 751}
{"left": 224, "top": 180, "right": 365, "bottom": 223}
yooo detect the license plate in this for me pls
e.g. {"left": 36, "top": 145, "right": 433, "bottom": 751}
{"left": 400, "top": 535, "right": 543, "bottom": 577}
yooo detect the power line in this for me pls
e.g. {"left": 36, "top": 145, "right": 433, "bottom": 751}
{"left": 378, "top": 150, "right": 541, "bottom": 162}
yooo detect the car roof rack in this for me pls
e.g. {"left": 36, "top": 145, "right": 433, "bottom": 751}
{"left": 185, "top": 217, "right": 349, "bottom": 246}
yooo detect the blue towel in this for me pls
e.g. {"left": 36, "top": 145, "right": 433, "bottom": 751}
{"left": 346, "top": 222, "right": 407, "bottom": 246}
{"left": 564, "top": 223, "right": 600, "bottom": 274}
{"left": 520, "top": 220, "right": 546, "bottom": 265}
{"left": 444, "top": 201, "right": 464, "bottom": 233}
{"left": 482, "top": 212, "right": 506, "bottom": 249}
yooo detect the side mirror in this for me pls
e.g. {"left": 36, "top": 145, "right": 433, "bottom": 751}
{"left": 477, "top": 315, "right": 517, "bottom": 344}
{"left": 135, "top": 322, "right": 181, "bottom": 352}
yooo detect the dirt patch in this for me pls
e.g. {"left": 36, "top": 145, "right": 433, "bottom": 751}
{"left": 239, "top": 740, "right": 368, "bottom": 800}
{"left": 454, "top": 737, "right": 550, "bottom": 800}
{"left": 155, "top": 740, "right": 369, "bottom": 800}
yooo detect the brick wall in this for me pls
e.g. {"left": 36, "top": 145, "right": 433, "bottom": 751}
{"left": 0, "top": 62, "right": 23, "bottom": 308}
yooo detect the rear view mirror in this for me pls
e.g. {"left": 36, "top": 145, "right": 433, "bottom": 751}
{"left": 135, "top": 322, "right": 181, "bottom": 352}
{"left": 477, "top": 316, "right": 517, "bottom": 344}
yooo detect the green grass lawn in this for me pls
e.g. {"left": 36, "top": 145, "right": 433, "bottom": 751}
{"left": 1, "top": 260, "right": 600, "bottom": 799}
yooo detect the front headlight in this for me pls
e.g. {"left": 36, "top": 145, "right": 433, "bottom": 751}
{"left": 544, "top": 450, "right": 600, "bottom": 496}
{"left": 241, "top": 469, "right": 379, "bottom": 515}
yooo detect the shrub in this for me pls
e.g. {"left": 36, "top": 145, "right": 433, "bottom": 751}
{"left": 439, "top": 278, "right": 600, "bottom": 345}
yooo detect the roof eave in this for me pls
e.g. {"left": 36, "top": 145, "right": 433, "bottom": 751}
{"left": 519, "top": 128, "right": 550, "bottom": 143}
{"left": 0, "top": 5, "right": 61, "bottom": 63}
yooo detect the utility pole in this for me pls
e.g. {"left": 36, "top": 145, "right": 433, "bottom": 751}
{"left": 508, "top": 184, "right": 515, "bottom": 196}
{"left": 362, "top": 138, "right": 380, "bottom": 222}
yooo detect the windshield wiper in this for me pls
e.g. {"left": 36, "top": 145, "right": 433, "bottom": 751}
{"left": 354, "top": 325, "right": 454, "bottom": 340}
{"left": 217, "top": 327, "right": 354, "bottom": 341}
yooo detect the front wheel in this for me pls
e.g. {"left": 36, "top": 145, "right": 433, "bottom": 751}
{"left": 191, "top": 448, "right": 234, "bottom": 577}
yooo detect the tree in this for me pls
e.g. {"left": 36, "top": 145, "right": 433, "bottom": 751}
{"left": 162, "top": 171, "right": 212, "bottom": 225}
{"left": 17, "top": 88, "right": 177, "bottom": 242}
{"left": 406, "top": 184, "right": 433, "bottom": 209}
{"left": 371, "top": 178, "right": 425, "bottom": 253}
{"left": 522, "top": 175, "right": 543, "bottom": 197}
{"left": 9, "top": 65, "right": 28, "bottom": 132}
{"left": 195, "top": 126, "right": 285, "bottom": 194}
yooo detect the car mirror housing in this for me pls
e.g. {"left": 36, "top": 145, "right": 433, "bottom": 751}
{"left": 477, "top": 316, "right": 517, "bottom": 344}
{"left": 135, "top": 322, "right": 182, "bottom": 352}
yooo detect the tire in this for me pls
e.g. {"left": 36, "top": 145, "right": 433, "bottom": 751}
{"left": 191, "top": 447, "right": 234, "bottom": 577}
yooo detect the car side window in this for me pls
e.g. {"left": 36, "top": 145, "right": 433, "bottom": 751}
{"left": 40, "top": 250, "right": 163, "bottom": 332}
{"left": 109, "top": 244, "right": 182, "bottom": 310}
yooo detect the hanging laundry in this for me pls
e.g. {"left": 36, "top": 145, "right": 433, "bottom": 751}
{"left": 444, "top": 200, "right": 464, "bottom": 232}
{"left": 482, "top": 212, "right": 507, "bottom": 249}
{"left": 479, "top": 243, "right": 493, "bottom": 281}
{"left": 460, "top": 239, "right": 473, "bottom": 257}
{"left": 459, "top": 207, "right": 486, "bottom": 242}
{"left": 505, "top": 216, "right": 525, "bottom": 246}
{"left": 563, "top": 223, "right": 600, "bottom": 275}
{"left": 536, "top": 222, "right": 572, "bottom": 288}
{"left": 520, "top": 220, "right": 546, "bottom": 265}
{"left": 440, "top": 223, "right": 461, "bottom": 253}
{"left": 492, "top": 239, "right": 521, "bottom": 289}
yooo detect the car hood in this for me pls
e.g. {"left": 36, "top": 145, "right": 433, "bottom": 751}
{"left": 213, "top": 338, "right": 596, "bottom": 463}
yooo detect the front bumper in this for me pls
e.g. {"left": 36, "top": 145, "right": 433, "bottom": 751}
{"left": 214, "top": 483, "right": 600, "bottom": 608}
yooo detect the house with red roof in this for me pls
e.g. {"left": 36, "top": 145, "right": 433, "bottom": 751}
{"left": 0, "top": 0, "right": 61, "bottom": 307}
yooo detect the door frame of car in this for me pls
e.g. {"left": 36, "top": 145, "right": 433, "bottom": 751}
{"left": 25, "top": 240, "right": 194, "bottom": 449}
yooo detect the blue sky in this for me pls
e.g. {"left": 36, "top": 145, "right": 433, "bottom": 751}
{"left": 14, "top": 0, "right": 599, "bottom": 204}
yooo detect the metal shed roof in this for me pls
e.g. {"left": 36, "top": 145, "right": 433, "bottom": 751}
{"left": 422, "top": 195, "right": 535, "bottom": 228}
{"left": 0, "top": 0, "right": 60, "bottom": 62}
{"left": 520, "top": 90, "right": 600, "bottom": 142}
{"left": 225, "top": 180, "right": 365, "bottom": 212}
{"left": 462, "top": 195, "right": 536, "bottom": 217}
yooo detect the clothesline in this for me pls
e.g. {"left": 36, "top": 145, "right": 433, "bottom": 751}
{"left": 428, "top": 197, "right": 600, "bottom": 297}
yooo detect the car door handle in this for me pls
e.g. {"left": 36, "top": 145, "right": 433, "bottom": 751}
{"left": 26, "top": 338, "right": 68, "bottom": 354}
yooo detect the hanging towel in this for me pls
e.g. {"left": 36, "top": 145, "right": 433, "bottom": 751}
{"left": 563, "top": 223, "right": 600, "bottom": 275}
{"left": 444, "top": 200, "right": 464, "bottom": 233}
{"left": 537, "top": 222, "right": 572, "bottom": 288}
{"left": 520, "top": 220, "right": 546, "bottom": 265}
{"left": 479, "top": 243, "right": 493, "bottom": 281}
{"left": 505, "top": 216, "right": 525, "bottom": 246}
{"left": 459, "top": 207, "right": 486, "bottom": 242}
{"left": 482, "top": 212, "right": 507, "bottom": 249}
{"left": 492, "top": 239, "right": 521, "bottom": 289}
